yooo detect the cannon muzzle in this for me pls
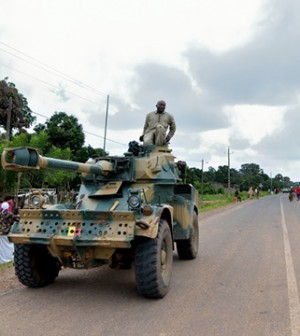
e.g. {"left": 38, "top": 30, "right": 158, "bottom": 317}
{"left": 1, "top": 147, "right": 113, "bottom": 175}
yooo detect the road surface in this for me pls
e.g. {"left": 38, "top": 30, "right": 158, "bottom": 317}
{"left": 0, "top": 194, "right": 299, "bottom": 336}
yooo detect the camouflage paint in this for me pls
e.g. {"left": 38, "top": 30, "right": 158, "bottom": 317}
{"left": 3, "top": 145, "right": 198, "bottom": 267}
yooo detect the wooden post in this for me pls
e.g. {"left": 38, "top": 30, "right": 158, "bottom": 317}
{"left": 5, "top": 96, "right": 12, "bottom": 141}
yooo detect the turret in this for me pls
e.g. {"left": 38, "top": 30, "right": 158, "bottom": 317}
{"left": 1, "top": 145, "right": 186, "bottom": 183}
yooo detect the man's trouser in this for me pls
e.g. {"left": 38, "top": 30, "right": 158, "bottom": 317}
{"left": 144, "top": 124, "right": 167, "bottom": 146}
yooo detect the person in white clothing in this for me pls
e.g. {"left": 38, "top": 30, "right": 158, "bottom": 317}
{"left": 0, "top": 202, "right": 14, "bottom": 264}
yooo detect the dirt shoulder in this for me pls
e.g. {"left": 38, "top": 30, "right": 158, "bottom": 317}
{"left": 0, "top": 265, "right": 19, "bottom": 294}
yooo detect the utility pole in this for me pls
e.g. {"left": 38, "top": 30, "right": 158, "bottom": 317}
{"left": 270, "top": 171, "right": 273, "bottom": 194}
{"left": 201, "top": 159, "right": 204, "bottom": 198}
{"left": 5, "top": 96, "right": 12, "bottom": 141}
{"left": 227, "top": 147, "right": 233, "bottom": 198}
{"left": 103, "top": 94, "right": 110, "bottom": 151}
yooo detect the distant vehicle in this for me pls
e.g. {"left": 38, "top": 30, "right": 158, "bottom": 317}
{"left": 282, "top": 188, "right": 290, "bottom": 193}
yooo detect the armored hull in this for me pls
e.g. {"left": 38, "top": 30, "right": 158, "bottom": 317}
{"left": 2, "top": 144, "right": 199, "bottom": 298}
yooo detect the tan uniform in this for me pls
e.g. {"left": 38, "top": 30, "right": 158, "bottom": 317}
{"left": 142, "top": 111, "right": 176, "bottom": 145}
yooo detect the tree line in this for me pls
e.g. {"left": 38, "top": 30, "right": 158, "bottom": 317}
{"left": 0, "top": 78, "right": 294, "bottom": 197}
{"left": 185, "top": 165, "right": 291, "bottom": 195}
{"left": 0, "top": 78, "right": 106, "bottom": 196}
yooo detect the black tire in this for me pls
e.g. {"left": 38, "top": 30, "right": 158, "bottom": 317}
{"left": 135, "top": 219, "right": 173, "bottom": 298}
{"left": 14, "top": 244, "right": 61, "bottom": 288}
{"left": 176, "top": 211, "right": 199, "bottom": 260}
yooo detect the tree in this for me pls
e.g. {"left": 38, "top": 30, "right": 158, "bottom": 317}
{"left": 0, "top": 139, "right": 17, "bottom": 195}
{"left": 28, "top": 131, "right": 50, "bottom": 154}
{"left": 0, "top": 131, "right": 79, "bottom": 194}
{"left": 272, "top": 173, "right": 284, "bottom": 190}
{"left": 0, "top": 78, "right": 36, "bottom": 138}
{"left": 239, "top": 163, "right": 265, "bottom": 190}
{"left": 41, "top": 146, "right": 76, "bottom": 190}
{"left": 203, "top": 167, "right": 216, "bottom": 183}
{"left": 73, "top": 145, "right": 107, "bottom": 163}
{"left": 240, "top": 163, "right": 263, "bottom": 176}
{"left": 215, "top": 165, "right": 229, "bottom": 184}
{"left": 283, "top": 176, "right": 291, "bottom": 188}
{"left": 260, "top": 172, "right": 270, "bottom": 191}
{"left": 186, "top": 167, "right": 202, "bottom": 185}
{"left": 6, "top": 132, "right": 51, "bottom": 191}
{"left": 21, "top": 135, "right": 77, "bottom": 191}
{"left": 230, "top": 168, "right": 242, "bottom": 186}
{"left": 34, "top": 112, "right": 84, "bottom": 154}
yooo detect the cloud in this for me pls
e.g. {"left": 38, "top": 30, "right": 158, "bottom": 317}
{"left": 254, "top": 107, "right": 300, "bottom": 158}
{"left": 81, "top": 0, "right": 300, "bottom": 180}
{"left": 225, "top": 104, "right": 286, "bottom": 145}
{"left": 2, "top": 0, "right": 300, "bottom": 181}
{"left": 50, "top": 83, "right": 71, "bottom": 103}
{"left": 184, "top": 0, "right": 300, "bottom": 106}
{"left": 131, "top": 62, "right": 229, "bottom": 131}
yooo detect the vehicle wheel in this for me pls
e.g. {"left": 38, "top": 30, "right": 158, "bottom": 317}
{"left": 135, "top": 219, "right": 173, "bottom": 298}
{"left": 14, "top": 244, "right": 61, "bottom": 288}
{"left": 176, "top": 211, "right": 199, "bottom": 260}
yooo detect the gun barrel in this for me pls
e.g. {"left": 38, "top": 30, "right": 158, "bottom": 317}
{"left": 1, "top": 147, "right": 112, "bottom": 175}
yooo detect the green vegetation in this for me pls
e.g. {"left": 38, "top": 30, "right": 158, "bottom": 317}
{"left": 199, "top": 191, "right": 269, "bottom": 212}
{"left": 0, "top": 261, "right": 14, "bottom": 270}
{"left": 200, "top": 194, "right": 234, "bottom": 212}
{"left": 0, "top": 78, "right": 36, "bottom": 137}
{"left": 1, "top": 81, "right": 107, "bottom": 195}
{"left": 186, "top": 164, "right": 292, "bottom": 197}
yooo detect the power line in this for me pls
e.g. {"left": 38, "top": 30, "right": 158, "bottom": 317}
{"left": 0, "top": 41, "right": 121, "bottom": 112}
{"left": 0, "top": 41, "right": 108, "bottom": 98}
{"left": 0, "top": 41, "right": 127, "bottom": 147}
{"left": 30, "top": 110, "right": 126, "bottom": 147}
{"left": 0, "top": 55, "right": 120, "bottom": 115}
{"left": 0, "top": 62, "right": 105, "bottom": 107}
{"left": 0, "top": 62, "right": 126, "bottom": 147}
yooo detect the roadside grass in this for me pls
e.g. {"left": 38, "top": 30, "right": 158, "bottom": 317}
{"left": 199, "top": 191, "right": 269, "bottom": 212}
{"left": 199, "top": 194, "right": 234, "bottom": 212}
{"left": 0, "top": 261, "right": 13, "bottom": 270}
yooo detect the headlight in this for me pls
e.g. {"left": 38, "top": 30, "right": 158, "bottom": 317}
{"left": 30, "top": 195, "right": 45, "bottom": 208}
{"left": 128, "top": 195, "right": 141, "bottom": 209}
{"left": 128, "top": 189, "right": 143, "bottom": 210}
{"left": 32, "top": 195, "right": 40, "bottom": 206}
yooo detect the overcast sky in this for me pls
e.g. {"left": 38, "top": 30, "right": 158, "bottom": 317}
{"left": 1, "top": 0, "right": 300, "bottom": 181}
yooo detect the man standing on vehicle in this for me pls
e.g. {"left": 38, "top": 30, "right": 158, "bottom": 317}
{"left": 140, "top": 100, "right": 176, "bottom": 146}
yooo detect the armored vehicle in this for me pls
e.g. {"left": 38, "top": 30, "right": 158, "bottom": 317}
{"left": 1, "top": 143, "right": 199, "bottom": 298}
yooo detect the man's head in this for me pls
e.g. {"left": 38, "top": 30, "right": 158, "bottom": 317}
{"left": 156, "top": 100, "right": 166, "bottom": 113}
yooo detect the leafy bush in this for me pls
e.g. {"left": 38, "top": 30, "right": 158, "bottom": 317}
{"left": 217, "top": 186, "right": 224, "bottom": 194}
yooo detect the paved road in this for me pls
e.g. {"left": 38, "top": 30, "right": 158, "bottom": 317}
{"left": 1, "top": 194, "right": 299, "bottom": 336}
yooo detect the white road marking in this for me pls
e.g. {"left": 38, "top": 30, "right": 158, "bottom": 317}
{"left": 280, "top": 199, "right": 300, "bottom": 335}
